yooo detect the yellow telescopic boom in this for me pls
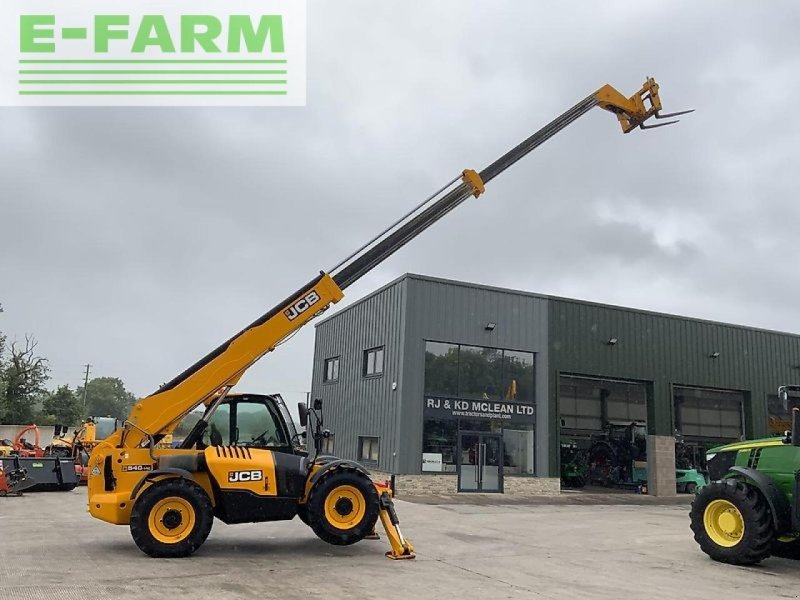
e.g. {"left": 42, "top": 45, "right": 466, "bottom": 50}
{"left": 108, "top": 77, "right": 691, "bottom": 451}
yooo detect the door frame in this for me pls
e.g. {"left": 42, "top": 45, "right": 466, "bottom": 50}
{"left": 457, "top": 430, "right": 504, "bottom": 493}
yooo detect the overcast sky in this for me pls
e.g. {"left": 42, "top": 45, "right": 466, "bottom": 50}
{"left": 1, "top": 0, "right": 799, "bottom": 408}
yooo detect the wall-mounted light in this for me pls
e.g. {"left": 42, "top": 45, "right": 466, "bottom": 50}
{"left": 485, "top": 322, "right": 496, "bottom": 331}
{"left": 606, "top": 337, "right": 618, "bottom": 346}
{"left": 709, "top": 351, "right": 720, "bottom": 359}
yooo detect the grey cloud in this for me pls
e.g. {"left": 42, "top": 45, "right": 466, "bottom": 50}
{"left": 2, "top": 0, "right": 799, "bottom": 400}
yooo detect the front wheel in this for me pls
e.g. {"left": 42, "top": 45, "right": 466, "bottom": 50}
{"left": 690, "top": 479, "right": 774, "bottom": 565}
{"left": 296, "top": 503, "right": 311, "bottom": 526}
{"left": 307, "top": 469, "right": 379, "bottom": 546}
{"left": 130, "top": 478, "right": 214, "bottom": 558}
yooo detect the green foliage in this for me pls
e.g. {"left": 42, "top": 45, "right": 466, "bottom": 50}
{"left": 424, "top": 343, "right": 535, "bottom": 402}
{"left": 42, "top": 385, "right": 83, "bottom": 427}
{"left": 0, "top": 335, "right": 50, "bottom": 424}
{"left": 78, "top": 377, "right": 137, "bottom": 420}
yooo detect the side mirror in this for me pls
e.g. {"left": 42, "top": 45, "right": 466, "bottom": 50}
{"left": 313, "top": 398, "right": 323, "bottom": 411}
{"left": 298, "top": 402, "right": 308, "bottom": 428}
{"left": 779, "top": 387, "right": 789, "bottom": 411}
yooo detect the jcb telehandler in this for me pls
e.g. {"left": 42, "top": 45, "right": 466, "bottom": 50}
{"left": 86, "top": 78, "right": 690, "bottom": 558}
{"left": 691, "top": 386, "right": 800, "bottom": 565}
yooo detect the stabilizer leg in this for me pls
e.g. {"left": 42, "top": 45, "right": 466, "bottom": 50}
{"left": 374, "top": 485, "right": 415, "bottom": 560}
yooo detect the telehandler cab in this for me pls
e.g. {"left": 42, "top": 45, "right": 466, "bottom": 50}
{"left": 86, "top": 77, "right": 690, "bottom": 558}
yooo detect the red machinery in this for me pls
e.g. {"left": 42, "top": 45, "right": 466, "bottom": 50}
{"left": 12, "top": 424, "right": 45, "bottom": 458}
{"left": 0, "top": 463, "right": 34, "bottom": 496}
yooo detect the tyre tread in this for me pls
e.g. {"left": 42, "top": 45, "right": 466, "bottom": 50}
{"left": 129, "top": 477, "right": 213, "bottom": 558}
{"left": 307, "top": 468, "right": 378, "bottom": 546}
{"left": 690, "top": 479, "right": 774, "bottom": 565}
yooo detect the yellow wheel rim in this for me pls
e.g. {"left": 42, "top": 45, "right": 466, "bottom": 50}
{"left": 704, "top": 499, "right": 745, "bottom": 547}
{"left": 147, "top": 497, "right": 196, "bottom": 544}
{"left": 324, "top": 485, "right": 366, "bottom": 530}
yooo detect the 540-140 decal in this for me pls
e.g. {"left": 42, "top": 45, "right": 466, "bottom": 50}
{"left": 122, "top": 465, "right": 153, "bottom": 473}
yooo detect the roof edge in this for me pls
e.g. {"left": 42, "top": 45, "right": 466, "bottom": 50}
{"left": 318, "top": 272, "right": 800, "bottom": 339}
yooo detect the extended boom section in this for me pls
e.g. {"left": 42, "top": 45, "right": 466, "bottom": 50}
{"left": 87, "top": 77, "right": 688, "bottom": 560}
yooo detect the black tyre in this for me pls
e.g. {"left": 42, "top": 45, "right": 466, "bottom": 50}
{"left": 307, "top": 469, "right": 379, "bottom": 546}
{"left": 296, "top": 503, "right": 311, "bottom": 526}
{"left": 772, "top": 537, "right": 800, "bottom": 560}
{"left": 130, "top": 478, "right": 214, "bottom": 558}
{"left": 685, "top": 482, "right": 697, "bottom": 495}
{"left": 690, "top": 479, "right": 774, "bottom": 565}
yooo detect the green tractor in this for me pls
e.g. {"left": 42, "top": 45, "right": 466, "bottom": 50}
{"left": 690, "top": 385, "right": 800, "bottom": 565}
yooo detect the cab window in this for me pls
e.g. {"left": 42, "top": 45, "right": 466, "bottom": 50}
{"left": 234, "top": 401, "right": 288, "bottom": 448}
{"left": 202, "top": 403, "right": 231, "bottom": 447}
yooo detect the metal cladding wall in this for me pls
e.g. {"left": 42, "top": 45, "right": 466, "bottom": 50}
{"left": 311, "top": 278, "right": 408, "bottom": 473}
{"left": 548, "top": 298, "right": 800, "bottom": 475}
{"left": 400, "top": 275, "right": 550, "bottom": 475}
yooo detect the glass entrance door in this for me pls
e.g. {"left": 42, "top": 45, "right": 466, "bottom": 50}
{"left": 458, "top": 431, "right": 503, "bottom": 493}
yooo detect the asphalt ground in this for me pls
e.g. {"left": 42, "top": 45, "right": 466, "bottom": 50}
{"left": 1, "top": 489, "right": 798, "bottom": 600}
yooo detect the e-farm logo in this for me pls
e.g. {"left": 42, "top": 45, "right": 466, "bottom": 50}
{"left": 1, "top": 0, "right": 306, "bottom": 106}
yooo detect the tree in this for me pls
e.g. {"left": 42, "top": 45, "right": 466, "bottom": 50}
{"left": 78, "top": 377, "right": 137, "bottom": 420}
{"left": 41, "top": 385, "right": 83, "bottom": 427}
{"left": 0, "top": 335, "right": 50, "bottom": 424}
{"left": 0, "top": 303, "right": 6, "bottom": 418}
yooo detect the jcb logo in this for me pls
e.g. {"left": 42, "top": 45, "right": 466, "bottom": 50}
{"left": 228, "top": 470, "right": 263, "bottom": 483}
{"left": 284, "top": 291, "right": 321, "bottom": 321}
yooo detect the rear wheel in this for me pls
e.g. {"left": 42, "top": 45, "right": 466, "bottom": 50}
{"left": 690, "top": 479, "right": 774, "bottom": 565}
{"left": 685, "top": 482, "right": 697, "bottom": 495}
{"left": 130, "top": 478, "right": 213, "bottom": 558}
{"left": 307, "top": 469, "right": 379, "bottom": 545}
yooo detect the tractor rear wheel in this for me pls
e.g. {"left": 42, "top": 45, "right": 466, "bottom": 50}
{"left": 130, "top": 478, "right": 213, "bottom": 558}
{"left": 690, "top": 479, "right": 774, "bottom": 565}
{"left": 307, "top": 469, "right": 379, "bottom": 546}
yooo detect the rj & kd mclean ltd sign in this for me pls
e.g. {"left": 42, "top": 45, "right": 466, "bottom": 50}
{"left": 424, "top": 396, "right": 536, "bottom": 425}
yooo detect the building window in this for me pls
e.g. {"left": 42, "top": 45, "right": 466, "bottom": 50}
{"left": 768, "top": 392, "right": 800, "bottom": 436}
{"left": 502, "top": 424, "right": 535, "bottom": 476}
{"left": 363, "top": 346, "right": 384, "bottom": 377}
{"left": 422, "top": 342, "right": 537, "bottom": 477}
{"left": 422, "top": 419, "right": 458, "bottom": 472}
{"left": 323, "top": 356, "right": 340, "bottom": 382}
{"left": 359, "top": 436, "right": 380, "bottom": 462}
{"left": 424, "top": 341, "right": 535, "bottom": 403}
{"left": 321, "top": 434, "right": 335, "bottom": 454}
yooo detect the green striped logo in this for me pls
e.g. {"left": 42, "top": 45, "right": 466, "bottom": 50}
{"left": 4, "top": 1, "right": 306, "bottom": 106}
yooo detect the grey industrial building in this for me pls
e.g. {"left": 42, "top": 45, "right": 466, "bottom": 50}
{"left": 310, "top": 273, "right": 800, "bottom": 496}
